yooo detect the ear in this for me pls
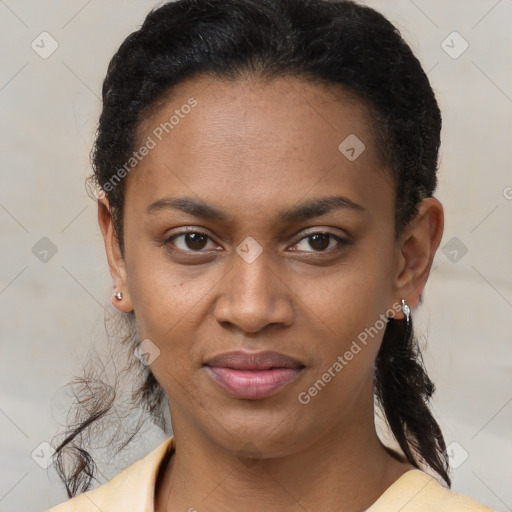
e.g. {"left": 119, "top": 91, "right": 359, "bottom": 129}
{"left": 392, "top": 198, "right": 444, "bottom": 317}
{"left": 97, "top": 198, "right": 134, "bottom": 313}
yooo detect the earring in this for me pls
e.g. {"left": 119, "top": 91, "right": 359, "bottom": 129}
{"left": 401, "top": 299, "right": 411, "bottom": 326}
{"left": 113, "top": 291, "right": 123, "bottom": 300}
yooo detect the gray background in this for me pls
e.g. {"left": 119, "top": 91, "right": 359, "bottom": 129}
{"left": 1, "top": 1, "right": 511, "bottom": 511}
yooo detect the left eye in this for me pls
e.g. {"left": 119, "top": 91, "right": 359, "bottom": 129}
{"left": 290, "top": 232, "right": 347, "bottom": 252}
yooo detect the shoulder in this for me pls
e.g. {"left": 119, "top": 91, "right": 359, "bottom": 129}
{"left": 369, "top": 469, "right": 494, "bottom": 511}
{"left": 46, "top": 437, "right": 174, "bottom": 512}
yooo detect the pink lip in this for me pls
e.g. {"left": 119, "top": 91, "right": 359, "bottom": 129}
{"left": 204, "top": 350, "right": 305, "bottom": 400}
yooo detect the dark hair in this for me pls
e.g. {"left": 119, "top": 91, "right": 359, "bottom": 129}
{"left": 53, "top": 0, "right": 449, "bottom": 498}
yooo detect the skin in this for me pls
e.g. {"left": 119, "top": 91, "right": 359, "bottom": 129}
{"left": 98, "top": 75, "right": 444, "bottom": 511}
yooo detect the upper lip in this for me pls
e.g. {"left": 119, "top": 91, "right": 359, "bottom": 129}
{"left": 204, "top": 350, "right": 305, "bottom": 370}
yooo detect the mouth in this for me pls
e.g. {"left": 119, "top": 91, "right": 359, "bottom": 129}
{"left": 203, "top": 350, "right": 305, "bottom": 400}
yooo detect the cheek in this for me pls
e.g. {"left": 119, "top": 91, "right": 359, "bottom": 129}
{"left": 311, "top": 245, "right": 393, "bottom": 338}
{"left": 297, "top": 237, "right": 394, "bottom": 389}
{"left": 124, "top": 238, "right": 225, "bottom": 375}
{"left": 295, "top": 281, "right": 388, "bottom": 417}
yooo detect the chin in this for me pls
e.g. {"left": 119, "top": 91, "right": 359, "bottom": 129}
{"left": 201, "top": 404, "right": 312, "bottom": 457}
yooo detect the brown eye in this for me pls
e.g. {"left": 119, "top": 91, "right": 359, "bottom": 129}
{"left": 165, "top": 231, "right": 217, "bottom": 252}
{"left": 308, "top": 233, "right": 330, "bottom": 251}
{"left": 183, "top": 233, "right": 208, "bottom": 250}
{"left": 290, "top": 232, "right": 350, "bottom": 253}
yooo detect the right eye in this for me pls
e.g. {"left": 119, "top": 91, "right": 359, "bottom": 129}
{"left": 163, "top": 230, "right": 220, "bottom": 252}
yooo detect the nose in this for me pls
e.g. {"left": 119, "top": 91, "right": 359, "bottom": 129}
{"left": 213, "top": 248, "right": 294, "bottom": 334}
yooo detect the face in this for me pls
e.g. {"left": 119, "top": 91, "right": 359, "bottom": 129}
{"left": 107, "top": 75, "right": 409, "bottom": 457}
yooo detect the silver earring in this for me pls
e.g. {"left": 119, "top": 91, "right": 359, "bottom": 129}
{"left": 401, "top": 299, "right": 410, "bottom": 326}
{"left": 113, "top": 291, "right": 123, "bottom": 300}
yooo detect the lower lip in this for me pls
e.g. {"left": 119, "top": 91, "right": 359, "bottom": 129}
{"left": 205, "top": 366, "right": 303, "bottom": 399}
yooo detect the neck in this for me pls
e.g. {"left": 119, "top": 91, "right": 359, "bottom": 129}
{"left": 155, "top": 407, "right": 413, "bottom": 511}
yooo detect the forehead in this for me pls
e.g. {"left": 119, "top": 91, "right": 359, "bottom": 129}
{"left": 137, "top": 74, "right": 375, "bottom": 159}
{"left": 127, "top": 75, "right": 393, "bottom": 221}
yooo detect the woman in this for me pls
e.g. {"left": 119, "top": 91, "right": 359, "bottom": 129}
{"left": 48, "top": 0, "right": 492, "bottom": 510}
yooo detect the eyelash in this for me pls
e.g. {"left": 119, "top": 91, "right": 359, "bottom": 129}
{"left": 162, "top": 228, "right": 351, "bottom": 255}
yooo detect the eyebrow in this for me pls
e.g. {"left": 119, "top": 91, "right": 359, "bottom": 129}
{"left": 146, "top": 195, "right": 365, "bottom": 222}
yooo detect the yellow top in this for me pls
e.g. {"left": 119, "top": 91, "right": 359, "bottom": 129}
{"left": 47, "top": 437, "right": 492, "bottom": 511}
